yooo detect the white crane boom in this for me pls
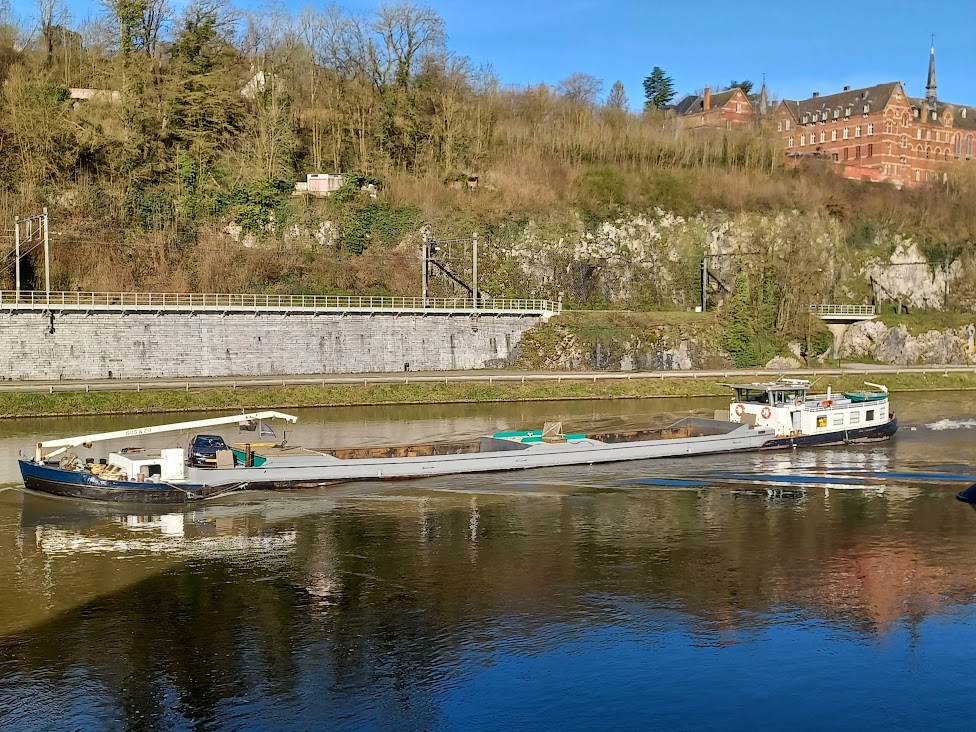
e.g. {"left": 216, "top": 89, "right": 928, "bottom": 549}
{"left": 36, "top": 411, "right": 299, "bottom": 462}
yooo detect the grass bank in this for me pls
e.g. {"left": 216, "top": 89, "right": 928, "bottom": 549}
{"left": 4, "top": 372, "right": 976, "bottom": 419}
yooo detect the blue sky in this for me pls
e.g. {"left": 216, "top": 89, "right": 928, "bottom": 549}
{"left": 53, "top": 0, "right": 974, "bottom": 108}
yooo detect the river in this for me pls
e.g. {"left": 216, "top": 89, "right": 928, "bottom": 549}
{"left": 2, "top": 393, "right": 976, "bottom": 731}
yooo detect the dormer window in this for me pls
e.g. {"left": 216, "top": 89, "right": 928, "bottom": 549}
{"left": 802, "top": 114, "right": 809, "bottom": 124}
{"left": 863, "top": 104, "right": 870, "bottom": 114}
{"left": 812, "top": 112, "right": 819, "bottom": 122}
{"left": 846, "top": 107, "right": 852, "bottom": 116}
{"left": 964, "top": 109, "right": 968, "bottom": 119}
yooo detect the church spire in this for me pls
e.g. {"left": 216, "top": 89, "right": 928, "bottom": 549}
{"left": 926, "top": 38, "right": 937, "bottom": 107}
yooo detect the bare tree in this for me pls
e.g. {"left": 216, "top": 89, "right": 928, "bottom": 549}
{"left": 557, "top": 72, "right": 602, "bottom": 106}
{"left": 606, "top": 80, "right": 628, "bottom": 110}
{"left": 367, "top": 2, "right": 445, "bottom": 90}
{"left": 140, "top": 0, "right": 171, "bottom": 60}
{"left": 35, "top": 0, "right": 69, "bottom": 67}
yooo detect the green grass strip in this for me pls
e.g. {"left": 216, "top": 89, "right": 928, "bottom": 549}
{"left": 1, "top": 371, "right": 975, "bottom": 419}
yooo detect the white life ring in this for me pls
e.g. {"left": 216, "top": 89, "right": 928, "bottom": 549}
{"left": 761, "top": 407, "right": 772, "bottom": 419}
{"left": 734, "top": 404, "right": 745, "bottom": 416}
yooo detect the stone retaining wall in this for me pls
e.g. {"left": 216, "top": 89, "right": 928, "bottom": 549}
{"left": 0, "top": 311, "right": 539, "bottom": 380}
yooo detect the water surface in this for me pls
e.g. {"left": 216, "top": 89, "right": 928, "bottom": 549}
{"left": 2, "top": 393, "right": 976, "bottom": 730}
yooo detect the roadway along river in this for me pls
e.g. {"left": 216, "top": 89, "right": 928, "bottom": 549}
{"left": 2, "top": 394, "right": 976, "bottom": 730}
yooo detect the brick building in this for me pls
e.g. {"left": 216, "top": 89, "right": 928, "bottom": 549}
{"left": 672, "top": 85, "right": 757, "bottom": 130}
{"left": 775, "top": 46, "right": 976, "bottom": 187}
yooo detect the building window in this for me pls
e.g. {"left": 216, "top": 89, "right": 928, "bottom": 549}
{"left": 915, "top": 170, "right": 921, "bottom": 182}
{"left": 855, "top": 125, "right": 861, "bottom": 137}
{"left": 820, "top": 131, "right": 826, "bottom": 143}
{"left": 777, "top": 120, "right": 783, "bottom": 132}
{"left": 863, "top": 104, "right": 870, "bottom": 115}
{"left": 867, "top": 123, "right": 874, "bottom": 135}
{"left": 868, "top": 143, "right": 873, "bottom": 157}
{"left": 968, "top": 136, "right": 974, "bottom": 157}
{"left": 833, "top": 153, "right": 839, "bottom": 162}
{"left": 831, "top": 130, "right": 837, "bottom": 141}
{"left": 800, "top": 134, "right": 806, "bottom": 146}
{"left": 885, "top": 121, "right": 893, "bottom": 133}
{"left": 917, "top": 128, "right": 922, "bottom": 140}
{"left": 901, "top": 136, "right": 908, "bottom": 148}
{"left": 856, "top": 146, "right": 861, "bottom": 159}
{"left": 844, "top": 147, "right": 850, "bottom": 160}
{"left": 926, "top": 130, "right": 931, "bottom": 141}
{"left": 843, "top": 128, "right": 849, "bottom": 140}
{"left": 788, "top": 136, "right": 794, "bottom": 148}
{"left": 834, "top": 109, "right": 840, "bottom": 119}
{"left": 785, "top": 119, "right": 792, "bottom": 130}
{"left": 736, "top": 102, "right": 742, "bottom": 113}
{"left": 900, "top": 155, "right": 907, "bottom": 165}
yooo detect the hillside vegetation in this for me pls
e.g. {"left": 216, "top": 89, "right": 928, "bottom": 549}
{"left": 2, "top": 1, "right": 976, "bottom": 348}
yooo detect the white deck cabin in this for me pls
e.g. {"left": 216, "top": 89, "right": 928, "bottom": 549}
{"left": 725, "top": 379, "right": 890, "bottom": 437}
{"left": 106, "top": 449, "right": 186, "bottom": 483}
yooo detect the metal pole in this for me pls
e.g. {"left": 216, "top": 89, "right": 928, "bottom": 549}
{"left": 421, "top": 232, "right": 429, "bottom": 306}
{"left": 700, "top": 257, "right": 707, "bottom": 312}
{"left": 472, "top": 232, "right": 478, "bottom": 308}
{"left": 43, "top": 208, "right": 50, "bottom": 304}
{"left": 14, "top": 216, "right": 20, "bottom": 303}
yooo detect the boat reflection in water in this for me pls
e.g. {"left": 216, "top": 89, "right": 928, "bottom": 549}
{"left": 4, "top": 459, "right": 976, "bottom": 732}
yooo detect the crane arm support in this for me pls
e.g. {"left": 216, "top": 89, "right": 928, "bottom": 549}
{"left": 35, "top": 411, "right": 299, "bottom": 462}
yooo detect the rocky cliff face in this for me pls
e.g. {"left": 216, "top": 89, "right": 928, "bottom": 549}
{"left": 838, "top": 320, "right": 976, "bottom": 365}
{"left": 492, "top": 209, "right": 973, "bottom": 315}
{"left": 512, "top": 315, "right": 730, "bottom": 371}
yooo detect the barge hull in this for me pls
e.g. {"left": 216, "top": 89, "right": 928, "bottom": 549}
{"left": 760, "top": 418, "right": 898, "bottom": 449}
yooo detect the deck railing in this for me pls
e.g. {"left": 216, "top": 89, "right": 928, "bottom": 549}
{"left": 809, "top": 304, "right": 876, "bottom": 316}
{"left": 0, "top": 291, "right": 562, "bottom": 314}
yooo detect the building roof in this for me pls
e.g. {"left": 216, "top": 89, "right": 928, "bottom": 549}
{"left": 672, "top": 87, "right": 747, "bottom": 116}
{"left": 780, "top": 82, "right": 902, "bottom": 122}
{"left": 906, "top": 97, "right": 976, "bottom": 131}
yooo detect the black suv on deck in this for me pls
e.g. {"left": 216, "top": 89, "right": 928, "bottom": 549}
{"left": 189, "top": 435, "right": 232, "bottom": 468}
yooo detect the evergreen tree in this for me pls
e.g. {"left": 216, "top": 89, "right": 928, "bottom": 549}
{"left": 723, "top": 271, "right": 759, "bottom": 367}
{"left": 642, "top": 66, "right": 675, "bottom": 110}
{"left": 606, "top": 80, "right": 628, "bottom": 110}
{"left": 728, "top": 79, "right": 753, "bottom": 95}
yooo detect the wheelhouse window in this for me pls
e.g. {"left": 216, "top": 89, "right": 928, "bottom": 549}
{"left": 866, "top": 409, "right": 875, "bottom": 421}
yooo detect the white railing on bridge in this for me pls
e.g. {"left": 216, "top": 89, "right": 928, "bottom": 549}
{"left": 0, "top": 291, "right": 562, "bottom": 314}
{"left": 809, "top": 304, "right": 876, "bottom": 317}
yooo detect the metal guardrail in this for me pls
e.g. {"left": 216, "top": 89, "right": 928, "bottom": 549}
{"left": 809, "top": 304, "right": 877, "bottom": 316}
{"left": 3, "top": 366, "right": 974, "bottom": 395}
{"left": 0, "top": 291, "right": 562, "bottom": 314}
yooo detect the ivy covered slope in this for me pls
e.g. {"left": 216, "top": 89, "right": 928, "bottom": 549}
{"left": 4, "top": 2, "right": 976, "bottom": 366}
